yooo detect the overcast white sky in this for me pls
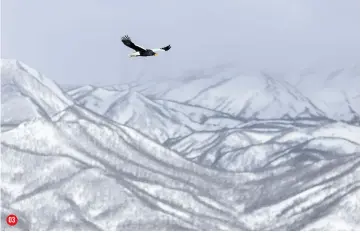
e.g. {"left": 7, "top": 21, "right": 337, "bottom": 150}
{"left": 1, "top": 0, "right": 360, "bottom": 85}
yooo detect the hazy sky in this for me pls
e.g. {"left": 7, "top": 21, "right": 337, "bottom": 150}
{"left": 1, "top": 0, "right": 360, "bottom": 85}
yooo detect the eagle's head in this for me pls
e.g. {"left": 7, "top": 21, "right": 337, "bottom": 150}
{"left": 146, "top": 49, "right": 157, "bottom": 56}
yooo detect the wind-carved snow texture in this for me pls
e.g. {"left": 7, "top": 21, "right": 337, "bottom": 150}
{"left": 1, "top": 59, "right": 360, "bottom": 230}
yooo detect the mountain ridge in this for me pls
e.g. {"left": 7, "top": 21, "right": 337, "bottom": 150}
{"left": 1, "top": 59, "right": 74, "bottom": 128}
{"left": 1, "top": 59, "right": 359, "bottom": 230}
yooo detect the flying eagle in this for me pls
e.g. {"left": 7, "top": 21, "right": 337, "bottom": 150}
{"left": 121, "top": 35, "right": 171, "bottom": 57}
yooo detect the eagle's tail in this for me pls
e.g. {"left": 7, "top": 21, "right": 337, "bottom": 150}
{"left": 161, "top": 45, "right": 171, "bottom": 51}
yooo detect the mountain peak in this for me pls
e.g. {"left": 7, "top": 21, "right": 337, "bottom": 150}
{"left": 122, "top": 88, "right": 149, "bottom": 104}
{"left": 1, "top": 59, "right": 73, "bottom": 126}
{"left": 1, "top": 59, "right": 42, "bottom": 81}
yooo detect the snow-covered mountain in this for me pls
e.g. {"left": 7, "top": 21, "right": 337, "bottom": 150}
{"left": 132, "top": 66, "right": 360, "bottom": 122}
{"left": 170, "top": 120, "right": 360, "bottom": 172}
{"left": 286, "top": 66, "right": 360, "bottom": 122}
{"left": 2, "top": 106, "right": 359, "bottom": 230}
{"left": 68, "top": 85, "right": 242, "bottom": 143}
{"left": 161, "top": 74, "right": 325, "bottom": 119}
{"left": 3, "top": 105, "right": 250, "bottom": 230}
{"left": 1, "top": 59, "right": 73, "bottom": 129}
{"left": 68, "top": 65, "right": 360, "bottom": 123}
{"left": 1, "top": 60, "right": 360, "bottom": 230}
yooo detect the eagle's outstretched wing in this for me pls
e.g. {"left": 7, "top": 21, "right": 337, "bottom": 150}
{"left": 121, "top": 35, "right": 146, "bottom": 52}
{"left": 151, "top": 45, "right": 171, "bottom": 52}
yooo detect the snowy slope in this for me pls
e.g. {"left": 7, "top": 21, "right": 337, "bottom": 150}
{"left": 170, "top": 120, "right": 360, "bottom": 172}
{"left": 285, "top": 66, "right": 360, "bottom": 121}
{"left": 69, "top": 65, "right": 359, "bottom": 123}
{"left": 240, "top": 154, "right": 360, "bottom": 230}
{"left": 2, "top": 60, "right": 360, "bottom": 230}
{"left": 130, "top": 64, "right": 240, "bottom": 99}
{"left": 68, "top": 86, "right": 194, "bottom": 142}
{"left": 172, "top": 74, "right": 324, "bottom": 119}
{"left": 1, "top": 105, "right": 250, "bottom": 230}
{"left": 1, "top": 59, "right": 73, "bottom": 128}
{"left": 67, "top": 85, "right": 96, "bottom": 100}
{"left": 134, "top": 66, "right": 358, "bottom": 122}
{"left": 98, "top": 89, "right": 194, "bottom": 143}
{"left": 69, "top": 85, "right": 130, "bottom": 115}
{"left": 68, "top": 86, "right": 243, "bottom": 143}
{"left": 2, "top": 105, "right": 359, "bottom": 230}
{"left": 141, "top": 72, "right": 325, "bottom": 119}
